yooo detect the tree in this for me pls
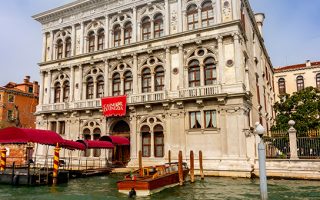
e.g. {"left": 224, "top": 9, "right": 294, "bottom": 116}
{"left": 273, "top": 87, "right": 320, "bottom": 135}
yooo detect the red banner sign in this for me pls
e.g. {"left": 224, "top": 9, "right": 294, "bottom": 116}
{"left": 101, "top": 96, "right": 127, "bottom": 117}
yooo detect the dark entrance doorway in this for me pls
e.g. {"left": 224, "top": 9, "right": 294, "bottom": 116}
{"left": 111, "top": 120, "right": 130, "bottom": 166}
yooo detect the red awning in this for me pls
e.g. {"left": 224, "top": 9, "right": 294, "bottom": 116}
{"left": 61, "top": 140, "right": 86, "bottom": 151}
{"left": 83, "top": 140, "right": 114, "bottom": 149}
{"left": 0, "top": 127, "right": 64, "bottom": 145}
{"left": 100, "top": 135, "right": 130, "bottom": 146}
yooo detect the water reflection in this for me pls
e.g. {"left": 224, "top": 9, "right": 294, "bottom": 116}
{"left": 0, "top": 175, "right": 319, "bottom": 200}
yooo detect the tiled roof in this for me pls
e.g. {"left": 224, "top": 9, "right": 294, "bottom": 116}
{"left": 275, "top": 61, "right": 320, "bottom": 72}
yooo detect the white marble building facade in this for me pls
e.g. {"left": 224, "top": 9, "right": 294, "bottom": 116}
{"left": 33, "top": 0, "right": 274, "bottom": 177}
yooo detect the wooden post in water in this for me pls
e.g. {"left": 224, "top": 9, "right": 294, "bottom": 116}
{"left": 139, "top": 150, "right": 142, "bottom": 176}
{"left": 199, "top": 150, "right": 204, "bottom": 180}
{"left": 168, "top": 150, "right": 171, "bottom": 164}
{"left": 52, "top": 143, "right": 61, "bottom": 185}
{"left": 190, "top": 150, "right": 195, "bottom": 183}
{"left": 178, "top": 150, "right": 183, "bottom": 185}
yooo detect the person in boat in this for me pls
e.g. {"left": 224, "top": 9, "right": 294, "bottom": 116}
{"left": 128, "top": 187, "right": 136, "bottom": 198}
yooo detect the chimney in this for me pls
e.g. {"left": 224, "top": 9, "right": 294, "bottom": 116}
{"left": 254, "top": 13, "right": 265, "bottom": 37}
{"left": 306, "top": 60, "right": 311, "bottom": 67}
{"left": 24, "top": 75, "right": 31, "bottom": 83}
{"left": 33, "top": 81, "right": 39, "bottom": 97}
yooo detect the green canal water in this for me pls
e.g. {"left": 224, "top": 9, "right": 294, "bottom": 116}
{"left": 0, "top": 175, "right": 319, "bottom": 200}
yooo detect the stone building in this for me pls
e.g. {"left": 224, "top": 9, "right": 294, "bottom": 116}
{"left": 33, "top": 0, "right": 274, "bottom": 177}
{"left": 0, "top": 76, "right": 39, "bottom": 129}
{"left": 274, "top": 60, "right": 320, "bottom": 101}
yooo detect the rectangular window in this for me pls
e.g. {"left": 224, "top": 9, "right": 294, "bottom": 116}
{"left": 8, "top": 94, "right": 14, "bottom": 103}
{"left": 189, "top": 111, "right": 201, "bottom": 129}
{"left": 28, "top": 87, "right": 33, "bottom": 93}
{"left": 154, "top": 132, "right": 164, "bottom": 157}
{"left": 142, "top": 133, "right": 151, "bottom": 157}
{"left": 59, "top": 121, "right": 65, "bottom": 135}
{"left": 50, "top": 121, "right": 57, "bottom": 133}
{"left": 205, "top": 110, "right": 217, "bottom": 128}
{"left": 7, "top": 110, "right": 13, "bottom": 121}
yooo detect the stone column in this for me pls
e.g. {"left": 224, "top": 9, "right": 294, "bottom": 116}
{"left": 71, "top": 24, "right": 76, "bottom": 56}
{"left": 93, "top": 80, "right": 97, "bottom": 98}
{"left": 151, "top": 20, "right": 155, "bottom": 39}
{"left": 62, "top": 41, "right": 66, "bottom": 59}
{"left": 138, "top": 74, "right": 142, "bottom": 94}
{"left": 94, "top": 33, "right": 98, "bottom": 51}
{"left": 165, "top": 47, "right": 171, "bottom": 91}
{"left": 233, "top": 33, "right": 242, "bottom": 83}
{"left": 216, "top": 0, "right": 222, "bottom": 24}
{"left": 104, "top": 60, "right": 109, "bottom": 97}
{"left": 132, "top": 54, "right": 138, "bottom": 94}
{"left": 200, "top": 64, "right": 205, "bottom": 86}
{"left": 120, "top": 76, "right": 124, "bottom": 95}
{"left": 105, "top": 15, "right": 109, "bottom": 49}
{"left": 198, "top": 9, "right": 202, "bottom": 28}
{"left": 47, "top": 71, "right": 52, "bottom": 104}
{"left": 137, "top": 22, "right": 141, "bottom": 42}
{"left": 164, "top": 0, "right": 170, "bottom": 35}
{"left": 42, "top": 33, "right": 47, "bottom": 62}
{"left": 178, "top": 44, "right": 184, "bottom": 89}
{"left": 39, "top": 71, "right": 45, "bottom": 105}
{"left": 120, "top": 26, "right": 124, "bottom": 46}
{"left": 80, "top": 22, "right": 85, "bottom": 54}
{"left": 177, "top": 0, "right": 182, "bottom": 32}
{"left": 60, "top": 86, "right": 64, "bottom": 103}
{"left": 132, "top": 7, "right": 137, "bottom": 43}
{"left": 150, "top": 130, "right": 154, "bottom": 157}
{"left": 50, "top": 31, "right": 54, "bottom": 61}
{"left": 288, "top": 120, "right": 298, "bottom": 159}
{"left": 129, "top": 116, "right": 137, "bottom": 159}
{"left": 151, "top": 72, "right": 155, "bottom": 92}
{"left": 79, "top": 65, "right": 83, "bottom": 100}
{"left": 217, "top": 36, "right": 224, "bottom": 84}
{"left": 70, "top": 66, "right": 75, "bottom": 101}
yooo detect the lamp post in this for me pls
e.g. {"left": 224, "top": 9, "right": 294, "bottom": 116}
{"left": 255, "top": 122, "right": 268, "bottom": 200}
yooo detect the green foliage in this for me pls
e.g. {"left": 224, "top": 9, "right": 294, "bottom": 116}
{"left": 273, "top": 87, "right": 320, "bottom": 135}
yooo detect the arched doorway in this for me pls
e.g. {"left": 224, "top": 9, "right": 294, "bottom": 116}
{"left": 111, "top": 120, "right": 130, "bottom": 166}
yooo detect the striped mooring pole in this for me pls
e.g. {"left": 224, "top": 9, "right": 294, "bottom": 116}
{"left": 0, "top": 147, "right": 7, "bottom": 172}
{"left": 52, "top": 143, "right": 61, "bottom": 185}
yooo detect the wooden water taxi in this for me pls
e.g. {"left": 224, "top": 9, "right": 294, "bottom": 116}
{"left": 117, "top": 162, "right": 189, "bottom": 196}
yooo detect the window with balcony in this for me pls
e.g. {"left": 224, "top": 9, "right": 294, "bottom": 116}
{"left": 190, "top": 111, "right": 201, "bottom": 129}
{"left": 154, "top": 66, "right": 164, "bottom": 91}
{"left": 124, "top": 22, "right": 132, "bottom": 45}
{"left": 124, "top": 71, "right": 132, "bottom": 95}
{"left": 188, "top": 60, "right": 200, "bottom": 87}
{"left": 154, "top": 14, "right": 164, "bottom": 38}
{"left": 112, "top": 73, "right": 121, "bottom": 96}
{"left": 113, "top": 25, "right": 121, "bottom": 47}
{"left": 86, "top": 77, "right": 94, "bottom": 99}
{"left": 205, "top": 110, "right": 217, "bottom": 128}
{"left": 278, "top": 78, "right": 286, "bottom": 94}
{"left": 296, "top": 75, "right": 304, "bottom": 92}
{"left": 63, "top": 81, "right": 70, "bottom": 102}
{"left": 88, "top": 31, "right": 95, "bottom": 53}
{"left": 54, "top": 82, "right": 61, "bottom": 103}
{"left": 65, "top": 37, "right": 71, "bottom": 58}
{"left": 187, "top": 4, "right": 198, "bottom": 30}
{"left": 96, "top": 76, "right": 104, "bottom": 98}
{"left": 142, "top": 17, "right": 151, "bottom": 40}
{"left": 154, "top": 125, "right": 164, "bottom": 157}
{"left": 316, "top": 73, "right": 320, "bottom": 89}
{"left": 56, "top": 39, "right": 63, "bottom": 59}
{"left": 204, "top": 57, "right": 216, "bottom": 85}
{"left": 142, "top": 68, "right": 151, "bottom": 93}
{"left": 97, "top": 29, "right": 105, "bottom": 50}
{"left": 201, "top": 1, "right": 214, "bottom": 28}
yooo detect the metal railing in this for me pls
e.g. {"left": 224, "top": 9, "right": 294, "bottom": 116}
{"left": 179, "top": 85, "right": 221, "bottom": 98}
{"left": 264, "top": 133, "right": 290, "bottom": 159}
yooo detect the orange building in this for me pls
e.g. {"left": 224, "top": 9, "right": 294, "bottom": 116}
{"left": 0, "top": 76, "right": 39, "bottom": 129}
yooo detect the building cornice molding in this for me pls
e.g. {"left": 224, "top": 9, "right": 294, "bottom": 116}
{"left": 274, "top": 65, "right": 320, "bottom": 74}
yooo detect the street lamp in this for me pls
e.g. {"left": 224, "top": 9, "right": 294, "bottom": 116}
{"left": 255, "top": 122, "right": 268, "bottom": 200}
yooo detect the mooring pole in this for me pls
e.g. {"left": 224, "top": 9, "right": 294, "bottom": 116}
{"left": 168, "top": 150, "right": 171, "bottom": 164}
{"left": 199, "top": 150, "right": 204, "bottom": 180}
{"left": 178, "top": 151, "right": 183, "bottom": 185}
{"left": 139, "top": 150, "right": 142, "bottom": 176}
{"left": 190, "top": 150, "right": 195, "bottom": 183}
{"left": 52, "top": 143, "right": 61, "bottom": 185}
{"left": 0, "top": 147, "right": 7, "bottom": 172}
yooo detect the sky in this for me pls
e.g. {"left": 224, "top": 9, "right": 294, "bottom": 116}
{"left": 0, "top": 0, "right": 319, "bottom": 86}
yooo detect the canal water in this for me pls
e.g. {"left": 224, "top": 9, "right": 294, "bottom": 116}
{"left": 0, "top": 175, "right": 319, "bottom": 200}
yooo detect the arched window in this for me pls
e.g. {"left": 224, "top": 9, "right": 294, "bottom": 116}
{"left": 188, "top": 60, "right": 200, "bottom": 87}
{"left": 142, "top": 68, "right": 151, "bottom": 93}
{"left": 316, "top": 73, "right": 320, "bottom": 89}
{"left": 141, "top": 125, "right": 151, "bottom": 157}
{"left": 96, "top": 76, "right": 104, "bottom": 98}
{"left": 93, "top": 128, "right": 101, "bottom": 157}
{"left": 155, "top": 66, "right": 165, "bottom": 91}
{"left": 154, "top": 14, "right": 164, "bottom": 38}
{"left": 124, "top": 71, "right": 133, "bottom": 95}
{"left": 83, "top": 128, "right": 91, "bottom": 157}
{"left": 204, "top": 57, "right": 216, "bottom": 85}
{"left": 54, "top": 82, "right": 61, "bottom": 103}
{"left": 154, "top": 125, "right": 164, "bottom": 157}
{"left": 88, "top": 31, "right": 95, "bottom": 52}
{"left": 113, "top": 25, "right": 121, "bottom": 47}
{"left": 187, "top": 4, "right": 198, "bottom": 30}
{"left": 97, "top": 29, "right": 105, "bottom": 50}
{"left": 56, "top": 39, "right": 63, "bottom": 59}
{"left": 278, "top": 78, "right": 286, "bottom": 94}
{"left": 63, "top": 81, "right": 70, "bottom": 102}
{"left": 65, "top": 37, "right": 71, "bottom": 58}
{"left": 296, "top": 76, "right": 304, "bottom": 92}
{"left": 112, "top": 73, "right": 121, "bottom": 96}
{"left": 201, "top": 1, "right": 214, "bottom": 28}
{"left": 142, "top": 17, "right": 151, "bottom": 40}
{"left": 86, "top": 77, "right": 94, "bottom": 99}
{"left": 124, "top": 22, "right": 132, "bottom": 45}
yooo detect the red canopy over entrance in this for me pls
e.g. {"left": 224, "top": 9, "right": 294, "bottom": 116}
{"left": 61, "top": 140, "right": 86, "bottom": 151}
{"left": 100, "top": 135, "right": 130, "bottom": 146}
{"left": 0, "top": 127, "right": 64, "bottom": 145}
{"left": 77, "top": 140, "right": 114, "bottom": 149}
